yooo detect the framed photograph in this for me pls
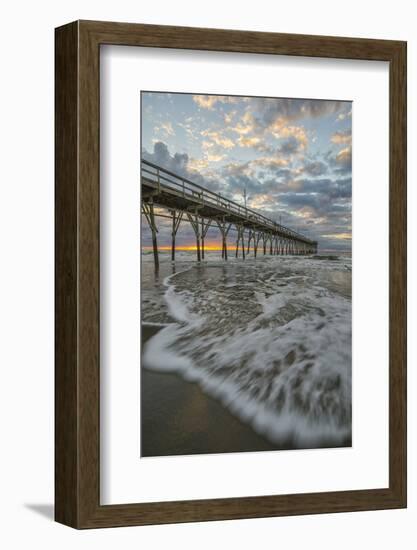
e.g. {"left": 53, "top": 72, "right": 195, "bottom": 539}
{"left": 55, "top": 20, "right": 406, "bottom": 528}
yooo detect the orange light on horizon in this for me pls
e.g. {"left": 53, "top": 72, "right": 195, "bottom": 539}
{"left": 142, "top": 244, "right": 237, "bottom": 252}
{"left": 321, "top": 232, "right": 352, "bottom": 241}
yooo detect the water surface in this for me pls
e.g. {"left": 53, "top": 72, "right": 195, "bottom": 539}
{"left": 141, "top": 251, "right": 352, "bottom": 453}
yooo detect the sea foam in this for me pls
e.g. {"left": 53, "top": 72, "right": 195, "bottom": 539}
{"left": 142, "top": 254, "right": 352, "bottom": 448}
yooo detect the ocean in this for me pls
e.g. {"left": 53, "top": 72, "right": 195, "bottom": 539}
{"left": 141, "top": 250, "right": 352, "bottom": 450}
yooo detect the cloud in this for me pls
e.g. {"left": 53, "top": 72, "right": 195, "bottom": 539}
{"left": 237, "top": 135, "right": 262, "bottom": 148}
{"left": 193, "top": 95, "right": 242, "bottom": 110}
{"left": 252, "top": 97, "right": 347, "bottom": 129}
{"left": 193, "top": 95, "right": 220, "bottom": 109}
{"left": 277, "top": 137, "right": 302, "bottom": 155}
{"left": 335, "top": 147, "right": 352, "bottom": 170}
{"left": 231, "top": 98, "right": 349, "bottom": 158}
{"left": 232, "top": 105, "right": 310, "bottom": 154}
{"left": 252, "top": 157, "right": 289, "bottom": 169}
{"left": 321, "top": 232, "right": 352, "bottom": 240}
{"left": 201, "top": 129, "right": 235, "bottom": 149}
{"left": 187, "top": 158, "right": 210, "bottom": 171}
{"left": 142, "top": 141, "right": 223, "bottom": 193}
{"left": 220, "top": 156, "right": 290, "bottom": 192}
{"left": 206, "top": 153, "right": 225, "bottom": 162}
{"left": 224, "top": 110, "right": 236, "bottom": 125}
{"left": 271, "top": 124, "right": 308, "bottom": 150}
{"left": 301, "top": 160, "right": 328, "bottom": 177}
{"left": 142, "top": 92, "right": 352, "bottom": 251}
{"left": 177, "top": 119, "right": 198, "bottom": 140}
{"left": 331, "top": 129, "right": 352, "bottom": 145}
{"left": 337, "top": 108, "right": 352, "bottom": 122}
{"left": 144, "top": 141, "right": 188, "bottom": 174}
{"left": 230, "top": 111, "right": 256, "bottom": 136}
{"left": 154, "top": 121, "right": 175, "bottom": 138}
{"left": 294, "top": 176, "right": 352, "bottom": 200}
{"left": 228, "top": 100, "right": 336, "bottom": 157}
{"left": 326, "top": 144, "right": 352, "bottom": 175}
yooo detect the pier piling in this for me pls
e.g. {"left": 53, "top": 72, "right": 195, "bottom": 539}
{"left": 141, "top": 159, "right": 317, "bottom": 267}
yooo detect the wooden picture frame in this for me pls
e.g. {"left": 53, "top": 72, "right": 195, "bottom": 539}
{"left": 55, "top": 20, "right": 407, "bottom": 528}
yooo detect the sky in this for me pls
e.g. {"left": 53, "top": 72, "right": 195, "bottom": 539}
{"left": 141, "top": 92, "right": 352, "bottom": 252}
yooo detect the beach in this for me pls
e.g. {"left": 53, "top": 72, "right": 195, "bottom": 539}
{"left": 142, "top": 325, "right": 282, "bottom": 456}
{"left": 141, "top": 251, "right": 352, "bottom": 457}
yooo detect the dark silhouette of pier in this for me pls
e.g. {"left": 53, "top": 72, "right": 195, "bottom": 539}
{"left": 141, "top": 159, "right": 317, "bottom": 268}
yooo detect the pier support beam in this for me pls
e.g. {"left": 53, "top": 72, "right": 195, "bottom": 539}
{"left": 241, "top": 227, "right": 245, "bottom": 260}
{"left": 187, "top": 211, "right": 202, "bottom": 262}
{"left": 201, "top": 219, "right": 212, "bottom": 260}
{"left": 217, "top": 220, "right": 231, "bottom": 261}
{"left": 247, "top": 229, "right": 253, "bottom": 254}
{"left": 171, "top": 210, "right": 183, "bottom": 262}
{"left": 142, "top": 200, "right": 159, "bottom": 270}
{"left": 171, "top": 211, "right": 176, "bottom": 261}
{"left": 254, "top": 232, "right": 262, "bottom": 258}
{"left": 235, "top": 225, "right": 245, "bottom": 259}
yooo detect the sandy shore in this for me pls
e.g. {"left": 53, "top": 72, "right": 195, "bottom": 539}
{"left": 141, "top": 324, "right": 282, "bottom": 457}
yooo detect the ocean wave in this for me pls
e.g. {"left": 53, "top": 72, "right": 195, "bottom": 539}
{"left": 142, "top": 256, "right": 351, "bottom": 448}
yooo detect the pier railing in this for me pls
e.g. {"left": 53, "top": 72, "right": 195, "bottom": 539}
{"left": 141, "top": 159, "right": 314, "bottom": 244}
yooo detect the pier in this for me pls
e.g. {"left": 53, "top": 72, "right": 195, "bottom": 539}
{"left": 141, "top": 159, "right": 318, "bottom": 269}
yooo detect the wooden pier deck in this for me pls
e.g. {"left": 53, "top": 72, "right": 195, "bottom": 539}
{"left": 141, "top": 159, "right": 317, "bottom": 268}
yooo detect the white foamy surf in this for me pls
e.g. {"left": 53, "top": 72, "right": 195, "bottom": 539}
{"left": 142, "top": 252, "right": 352, "bottom": 448}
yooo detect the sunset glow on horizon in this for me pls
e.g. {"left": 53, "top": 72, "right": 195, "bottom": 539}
{"left": 143, "top": 244, "right": 245, "bottom": 252}
{"left": 141, "top": 92, "right": 352, "bottom": 253}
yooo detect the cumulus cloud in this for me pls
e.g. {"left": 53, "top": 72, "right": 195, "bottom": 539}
{"left": 326, "top": 143, "right": 352, "bottom": 175}
{"left": 271, "top": 124, "right": 308, "bottom": 150}
{"left": 293, "top": 177, "right": 351, "bottom": 200}
{"left": 230, "top": 111, "right": 256, "bottom": 136}
{"left": 187, "top": 158, "right": 210, "bottom": 172}
{"left": 142, "top": 141, "right": 220, "bottom": 191}
{"left": 237, "top": 135, "right": 262, "bottom": 148}
{"left": 331, "top": 129, "right": 352, "bottom": 145}
{"left": 230, "top": 104, "right": 311, "bottom": 155}
{"left": 252, "top": 157, "right": 289, "bottom": 170}
{"left": 206, "top": 153, "right": 225, "bottom": 162}
{"left": 201, "top": 129, "right": 235, "bottom": 149}
{"left": 224, "top": 110, "right": 236, "bottom": 124}
{"left": 193, "top": 95, "right": 242, "bottom": 110}
{"left": 251, "top": 97, "right": 346, "bottom": 129}
{"left": 143, "top": 141, "right": 189, "bottom": 174}
{"left": 193, "top": 95, "right": 221, "bottom": 109}
{"left": 301, "top": 160, "right": 329, "bottom": 177}
{"left": 277, "top": 137, "right": 302, "bottom": 155}
{"left": 335, "top": 147, "right": 352, "bottom": 172}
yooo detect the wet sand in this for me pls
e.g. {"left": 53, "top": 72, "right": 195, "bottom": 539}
{"left": 141, "top": 324, "right": 282, "bottom": 457}
{"left": 141, "top": 324, "right": 351, "bottom": 457}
